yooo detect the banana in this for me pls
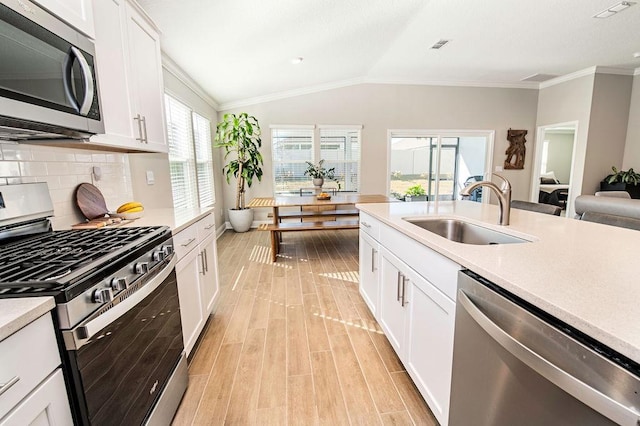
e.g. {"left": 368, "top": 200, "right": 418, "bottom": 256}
{"left": 117, "top": 201, "right": 143, "bottom": 213}
{"left": 122, "top": 206, "right": 144, "bottom": 213}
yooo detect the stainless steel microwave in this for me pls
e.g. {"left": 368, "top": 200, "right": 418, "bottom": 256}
{"left": 0, "top": 0, "right": 104, "bottom": 141}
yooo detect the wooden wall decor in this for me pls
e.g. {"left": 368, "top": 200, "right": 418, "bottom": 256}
{"left": 504, "top": 128, "right": 527, "bottom": 170}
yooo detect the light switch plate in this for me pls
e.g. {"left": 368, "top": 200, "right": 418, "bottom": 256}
{"left": 146, "top": 170, "right": 155, "bottom": 185}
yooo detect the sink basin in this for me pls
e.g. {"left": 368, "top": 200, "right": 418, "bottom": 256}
{"left": 404, "top": 218, "right": 528, "bottom": 245}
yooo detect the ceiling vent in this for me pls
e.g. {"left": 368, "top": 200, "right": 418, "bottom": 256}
{"left": 430, "top": 39, "right": 450, "bottom": 50}
{"left": 521, "top": 73, "right": 558, "bottom": 82}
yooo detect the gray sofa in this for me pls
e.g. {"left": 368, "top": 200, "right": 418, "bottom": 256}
{"left": 574, "top": 195, "right": 640, "bottom": 230}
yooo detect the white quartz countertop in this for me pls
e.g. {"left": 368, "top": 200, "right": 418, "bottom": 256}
{"left": 357, "top": 200, "right": 640, "bottom": 364}
{"left": 119, "top": 207, "right": 215, "bottom": 234}
{"left": 0, "top": 297, "right": 55, "bottom": 341}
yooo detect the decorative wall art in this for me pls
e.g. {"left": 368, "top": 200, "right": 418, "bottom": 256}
{"left": 504, "top": 128, "right": 527, "bottom": 170}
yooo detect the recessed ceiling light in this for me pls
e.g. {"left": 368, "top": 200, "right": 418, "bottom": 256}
{"left": 430, "top": 39, "right": 450, "bottom": 50}
{"left": 291, "top": 57, "right": 304, "bottom": 65}
{"left": 593, "top": 1, "right": 635, "bottom": 18}
{"left": 634, "top": 52, "right": 640, "bottom": 59}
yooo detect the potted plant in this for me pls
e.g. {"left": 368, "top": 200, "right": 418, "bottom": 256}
{"left": 404, "top": 184, "right": 427, "bottom": 202}
{"left": 215, "top": 112, "right": 263, "bottom": 232}
{"left": 304, "top": 159, "right": 336, "bottom": 188}
{"left": 601, "top": 166, "right": 640, "bottom": 198}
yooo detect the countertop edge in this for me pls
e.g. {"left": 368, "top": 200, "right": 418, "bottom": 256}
{"left": 0, "top": 297, "right": 55, "bottom": 342}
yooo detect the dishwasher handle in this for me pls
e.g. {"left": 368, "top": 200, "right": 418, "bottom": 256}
{"left": 458, "top": 289, "right": 640, "bottom": 426}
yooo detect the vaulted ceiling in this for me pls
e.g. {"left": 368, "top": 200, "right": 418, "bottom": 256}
{"left": 138, "top": 0, "right": 640, "bottom": 108}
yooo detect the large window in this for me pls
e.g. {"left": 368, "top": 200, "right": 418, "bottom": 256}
{"left": 271, "top": 125, "right": 361, "bottom": 195}
{"left": 389, "top": 131, "right": 493, "bottom": 202}
{"left": 165, "top": 94, "right": 214, "bottom": 210}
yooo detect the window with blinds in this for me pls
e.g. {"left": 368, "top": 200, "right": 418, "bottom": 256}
{"left": 271, "top": 125, "right": 361, "bottom": 195}
{"left": 165, "top": 94, "right": 215, "bottom": 210}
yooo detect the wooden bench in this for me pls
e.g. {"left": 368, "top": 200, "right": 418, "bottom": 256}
{"left": 258, "top": 220, "right": 359, "bottom": 262}
{"left": 267, "top": 209, "right": 359, "bottom": 221}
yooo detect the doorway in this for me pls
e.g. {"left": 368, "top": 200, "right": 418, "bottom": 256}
{"left": 388, "top": 130, "right": 494, "bottom": 202}
{"left": 531, "top": 122, "right": 578, "bottom": 217}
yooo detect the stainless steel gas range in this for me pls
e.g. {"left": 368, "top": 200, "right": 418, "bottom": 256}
{"left": 0, "top": 183, "right": 187, "bottom": 425}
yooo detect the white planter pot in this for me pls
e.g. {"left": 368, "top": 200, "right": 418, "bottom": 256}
{"left": 228, "top": 208, "right": 253, "bottom": 233}
{"left": 313, "top": 177, "right": 324, "bottom": 188}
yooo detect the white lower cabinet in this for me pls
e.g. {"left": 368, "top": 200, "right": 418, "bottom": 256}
{"left": 0, "top": 313, "right": 72, "bottom": 426}
{"left": 358, "top": 232, "right": 380, "bottom": 316}
{"left": 360, "top": 215, "right": 459, "bottom": 426}
{"left": 0, "top": 370, "right": 72, "bottom": 426}
{"left": 175, "top": 213, "right": 220, "bottom": 356}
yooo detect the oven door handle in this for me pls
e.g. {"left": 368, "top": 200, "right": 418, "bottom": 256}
{"left": 63, "top": 255, "right": 177, "bottom": 350}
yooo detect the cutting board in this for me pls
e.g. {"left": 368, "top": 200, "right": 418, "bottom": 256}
{"left": 75, "top": 183, "right": 109, "bottom": 220}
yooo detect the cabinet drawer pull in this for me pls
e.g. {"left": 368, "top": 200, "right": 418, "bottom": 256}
{"left": 181, "top": 237, "right": 196, "bottom": 247}
{"left": 0, "top": 376, "right": 20, "bottom": 397}
{"left": 204, "top": 224, "right": 214, "bottom": 230}
{"left": 361, "top": 221, "right": 371, "bottom": 228}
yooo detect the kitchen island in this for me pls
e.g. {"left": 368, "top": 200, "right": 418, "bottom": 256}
{"left": 356, "top": 200, "right": 640, "bottom": 366}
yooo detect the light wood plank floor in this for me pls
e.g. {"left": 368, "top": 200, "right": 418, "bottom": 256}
{"left": 172, "top": 229, "right": 437, "bottom": 425}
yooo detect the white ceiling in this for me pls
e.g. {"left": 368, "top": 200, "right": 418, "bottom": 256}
{"left": 137, "top": 0, "right": 640, "bottom": 108}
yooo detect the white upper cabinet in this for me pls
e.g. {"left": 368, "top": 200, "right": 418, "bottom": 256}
{"left": 33, "top": 0, "right": 95, "bottom": 38}
{"left": 90, "top": 0, "right": 168, "bottom": 153}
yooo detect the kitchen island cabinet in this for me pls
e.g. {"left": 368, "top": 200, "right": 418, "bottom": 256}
{"left": 359, "top": 212, "right": 459, "bottom": 425}
{"left": 357, "top": 199, "right": 640, "bottom": 425}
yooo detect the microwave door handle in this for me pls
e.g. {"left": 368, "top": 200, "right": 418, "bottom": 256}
{"left": 70, "top": 46, "right": 94, "bottom": 116}
{"left": 62, "top": 49, "right": 80, "bottom": 112}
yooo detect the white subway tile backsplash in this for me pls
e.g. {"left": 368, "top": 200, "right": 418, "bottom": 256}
{"left": 0, "top": 142, "right": 136, "bottom": 229}
{"left": 0, "top": 161, "right": 20, "bottom": 177}
{"left": 19, "top": 161, "right": 48, "bottom": 176}
{"left": 1, "top": 145, "right": 32, "bottom": 161}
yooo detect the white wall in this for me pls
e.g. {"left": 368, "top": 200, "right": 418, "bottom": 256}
{"left": 623, "top": 74, "right": 640, "bottom": 169}
{"left": 544, "top": 131, "right": 574, "bottom": 184}
{"left": 219, "top": 83, "right": 539, "bottom": 221}
{"left": 0, "top": 143, "right": 133, "bottom": 229}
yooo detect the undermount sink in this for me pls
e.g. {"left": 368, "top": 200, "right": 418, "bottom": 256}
{"left": 404, "top": 218, "right": 529, "bottom": 245}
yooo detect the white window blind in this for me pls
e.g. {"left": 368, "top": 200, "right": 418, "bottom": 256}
{"left": 165, "top": 94, "right": 214, "bottom": 210}
{"left": 320, "top": 128, "right": 361, "bottom": 192}
{"left": 271, "top": 127, "right": 314, "bottom": 194}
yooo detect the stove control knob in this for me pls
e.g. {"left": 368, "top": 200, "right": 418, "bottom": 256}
{"left": 93, "top": 288, "right": 114, "bottom": 304}
{"left": 111, "top": 277, "right": 128, "bottom": 292}
{"left": 152, "top": 250, "right": 165, "bottom": 262}
{"left": 135, "top": 262, "right": 149, "bottom": 274}
{"left": 162, "top": 245, "right": 174, "bottom": 256}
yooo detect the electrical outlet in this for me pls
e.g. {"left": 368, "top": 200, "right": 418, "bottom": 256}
{"left": 146, "top": 171, "right": 155, "bottom": 185}
{"left": 92, "top": 166, "right": 102, "bottom": 181}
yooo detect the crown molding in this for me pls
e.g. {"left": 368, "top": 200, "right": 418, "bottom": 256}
{"left": 162, "top": 54, "right": 219, "bottom": 110}
{"left": 539, "top": 66, "right": 635, "bottom": 89}
{"left": 363, "top": 77, "right": 538, "bottom": 90}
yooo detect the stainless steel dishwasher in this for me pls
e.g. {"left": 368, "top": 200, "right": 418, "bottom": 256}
{"left": 449, "top": 270, "right": 640, "bottom": 426}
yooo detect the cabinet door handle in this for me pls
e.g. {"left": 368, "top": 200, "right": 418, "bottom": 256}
{"left": 141, "top": 115, "right": 148, "bottom": 144}
{"left": 198, "top": 252, "right": 204, "bottom": 275}
{"left": 371, "top": 248, "right": 377, "bottom": 272}
{"left": 397, "top": 271, "right": 402, "bottom": 301}
{"left": 203, "top": 248, "right": 208, "bottom": 273}
{"left": 0, "top": 376, "right": 20, "bottom": 397}
{"left": 401, "top": 276, "right": 409, "bottom": 307}
{"left": 181, "top": 237, "right": 196, "bottom": 247}
{"left": 134, "top": 114, "right": 144, "bottom": 142}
